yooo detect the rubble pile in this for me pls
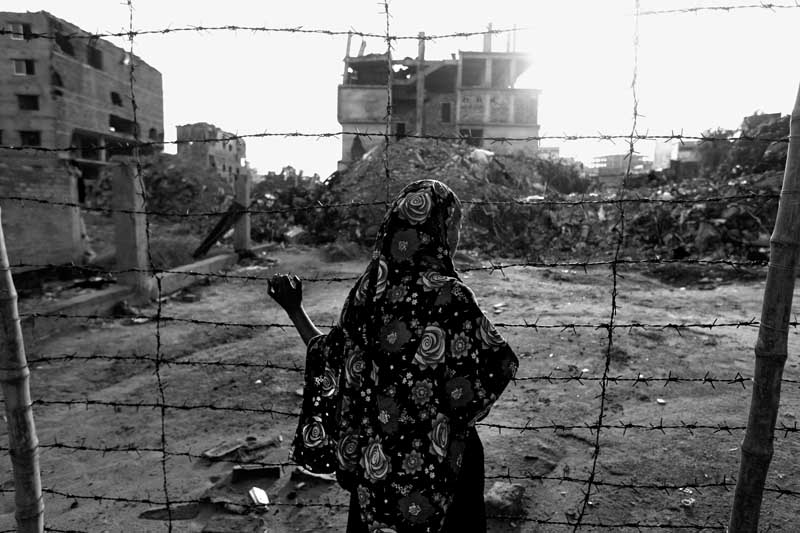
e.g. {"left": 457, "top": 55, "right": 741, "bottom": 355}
{"left": 326, "top": 138, "right": 779, "bottom": 264}
{"left": 254, "top": 137, "right": 779, "bottom": 267}
{"left": 324, "top": 137, "right": 545, "bottom": 246}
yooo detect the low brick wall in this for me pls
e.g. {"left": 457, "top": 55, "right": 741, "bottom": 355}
{"left": 0, "top": 154, "right": 83, "bottom": 271}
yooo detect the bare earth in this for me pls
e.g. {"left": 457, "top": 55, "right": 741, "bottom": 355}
{"left": 2, "top": 246, "right": 799, "bottom": 532}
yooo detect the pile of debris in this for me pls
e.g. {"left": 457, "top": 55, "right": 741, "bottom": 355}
{"left": 324, "top": 137, "right": 547, "bottom": 246}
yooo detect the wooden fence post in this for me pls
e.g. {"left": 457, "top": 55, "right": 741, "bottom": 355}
{"left": 111, "top": 162, "right": 154, "bottom": 303}
{"left": 0, "top": 208, "right": 44, "bottom": 533}
{"left": 728, "top": 83, "right": 800, "bottom": 532}
{"left": 234, "top": 172, "right": 251, "bottom": 254}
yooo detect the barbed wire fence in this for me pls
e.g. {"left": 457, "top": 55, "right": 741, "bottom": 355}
{"left": 1, "top": 0, "right": 799, "bottom": 531}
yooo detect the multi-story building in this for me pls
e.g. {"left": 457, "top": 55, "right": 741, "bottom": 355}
{"left": 0, "top": 10, "right": 164, "bottom": 200}
{"left": 337, "top": 30, "right": 540, "bottom": 168}
{"left": 175, "top": 122, "right": 246, "bottom": 184}
{"left": 0, "top": 11, "right": 163, "bottom": 268}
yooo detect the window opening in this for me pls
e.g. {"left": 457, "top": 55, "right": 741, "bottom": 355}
{"left": 17, "top": 94, "right": 40, "bottom": 111}
{"left": 441, "top": 102, "right": 452, "bottom": 123}
{"left": 19, "top": 131, "right": 41, "bottom": 146}
{"left": 13, "top": 59, "right": 35, "bottom": 75}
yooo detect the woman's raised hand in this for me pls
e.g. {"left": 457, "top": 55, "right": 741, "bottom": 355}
{"left": 268, "top": 274, "right": 303, "bottom": 312}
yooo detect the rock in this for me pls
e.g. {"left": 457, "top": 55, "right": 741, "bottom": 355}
{"left": 484, "top": 482, "right": 526, "bottom": 517}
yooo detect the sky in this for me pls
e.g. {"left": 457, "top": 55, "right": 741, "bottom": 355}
{"left": 8, "top": 0, "right": 800, "bottom": 176}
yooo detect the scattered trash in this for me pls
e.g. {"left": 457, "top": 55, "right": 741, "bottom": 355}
{"left": 202, "top": 441, "right": 244, "bottom": 461}
{"left": 232, "top": 465, "right": 281, "bottom": 483}
{"left": 126, "top": 317, "right": 151, "bottom": 325}
{"left": 680, "top": 497, "right": 696, "bottom": 508}
{"left": 254, "top": 379, "right": 262, "bottom": 385}
{"left": 656, "top": 398, "right": 667, "bottom": 405}
{"left": 295, "top": 387, "right": 304, "bottom": 397}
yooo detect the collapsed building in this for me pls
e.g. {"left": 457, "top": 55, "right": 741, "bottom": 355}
{"left": 0, "top": 10, "right": 164, "bottom": 268}
{"left": 337, "top": 27, "right": 541, "bottom": 169}
{"left": 176, "top": 122, "right": 246, "bottom": 185}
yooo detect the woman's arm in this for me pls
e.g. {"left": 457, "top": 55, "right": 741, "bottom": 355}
{"left": 285, "top": 305, "right": 323, "bottom": 346}
{"left": 268, "top": 274, "right": 323, "bottom": 346}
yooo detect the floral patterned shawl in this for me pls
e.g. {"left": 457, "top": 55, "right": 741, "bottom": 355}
{"left": 290, "top": 180, "right": 518, "bottom": 532}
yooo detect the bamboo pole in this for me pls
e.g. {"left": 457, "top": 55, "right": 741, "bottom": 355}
{"left": 0, "top": 208, "right": 44, "bottom": 533}
{"left": 729, "top": 83, "right": 800, "bottom": 532}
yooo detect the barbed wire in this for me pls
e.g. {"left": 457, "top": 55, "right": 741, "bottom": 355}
{"left": 0, "top": 24, "right": 528, "bottom": 43}
{"left": 639, "top": 2, "right": 800, "bottom": 16}
{"left": 4, "top": 256, "right": 772, "bottom": 287}
{"left": 21, "top": 311, "right": 789, "bottom": 332}
{"left": 0, "top": 191, "right": 780, "bottom": 219}
{"left": 28, "top": 353, "right": 800, "bottom": 388}
{"left": 575, "top": 1, "right": 641, "bottom": 526}
{"left": 0, "top": 130, "right": 787, "bottom": 156}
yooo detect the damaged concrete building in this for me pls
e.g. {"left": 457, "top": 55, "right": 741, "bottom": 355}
{"left": 176, "top": 122, "right": 246, "bottom": 184}
{"left": 338, "top": 28, "right": 540, "bottom": 168}
{"left": 0, "top": 10, "right": 163, "bottom": 267}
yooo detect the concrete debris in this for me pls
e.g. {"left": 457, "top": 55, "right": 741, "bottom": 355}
{"left": 485, "top": 482, "right": 527, "bottom": 517}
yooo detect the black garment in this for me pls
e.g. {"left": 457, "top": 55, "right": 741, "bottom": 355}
{"left": 346, "top": 428, "right": 486, "bottom": 533}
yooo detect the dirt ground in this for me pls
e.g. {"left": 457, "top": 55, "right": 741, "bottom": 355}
{"left": 1, "top": 246, "right": 799, "bottom": 532}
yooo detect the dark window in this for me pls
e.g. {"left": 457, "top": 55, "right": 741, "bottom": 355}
{"left": 395, "top": 122, "right": 406, "bottom": 140}
{"left": 461, "top": 58, "right": 486, "bottom": 87}
{"left": 17, "top": 95, "right": 40, "bottom": 111}
{"left": 9, "top": 23, "right": 32, "bottom": 40}
{"left": 209, "top": 155, "right": 216, "bottom": 168}
{"left": 491, "top": 59, "right": 512, "bottom": 88}
{"left": 51, "top": 71, "right": 64, "bottom": 87}
{"left": 459, "top": 128, "right": 483, "bottom": 147}
{"left": 55, "top": 32, "right": 75, "bottom": 56}
{"left": 108, "top": 114, "right": 138, "bottom": 136}
{"left": 110, "top": 92, "right": 123, "bottom": 106}
{"left": 148, "top": 128, "right": 158, "bottom": 141}
{"left": 87, "top": 46, "right": 103, "bottom": 70}
{"left": 441, "top": 102, "right": 452, "bottom": 123}
{"left": 19, "top": 131, "right": 41, "bottom": 146}
{"left": 13, "top": 59, "right": 35, "bottom": 75}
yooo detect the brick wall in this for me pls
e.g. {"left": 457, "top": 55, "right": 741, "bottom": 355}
{"left": 0, "top": 154, "right": 82, "bottom": 270}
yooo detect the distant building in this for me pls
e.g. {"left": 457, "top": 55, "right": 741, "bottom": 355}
{"left": 537, "top": 146, "right": 560, "bottom": 160}
{"left": 337, "top": 27, "right": 540, "bottom": 168}
{"left": 592, "top": 153, "right": 650, "bottom": 177}
{"left": 0, "top": 10, "right": 164, "bottom": 199}
{"left": 176, "top": 122, "right": 246, "bottom": 184}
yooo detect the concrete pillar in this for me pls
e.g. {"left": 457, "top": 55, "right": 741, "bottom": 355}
{"left": 416, "top": 32, "right": 426, "bottom": 137}
{"left": 234, "top": 172, "right": 251, "bottom": 253}
{"left": 483, "top": 23, "right": 492, "bottom": 52}
{"left": 111, "top": 162, "right": 154, "bottom": 303}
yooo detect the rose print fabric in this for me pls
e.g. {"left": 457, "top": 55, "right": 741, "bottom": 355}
{"left": 290, "top": 180, "right": 518, "bottom": 532}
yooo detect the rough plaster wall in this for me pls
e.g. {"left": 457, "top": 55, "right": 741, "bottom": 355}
{"left": 0, "top": 154, "right": 82, "bottom": 270}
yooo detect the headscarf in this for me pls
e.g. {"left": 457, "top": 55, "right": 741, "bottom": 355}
{"left": 290, "top": 180, "right": 518, "bottom": 532}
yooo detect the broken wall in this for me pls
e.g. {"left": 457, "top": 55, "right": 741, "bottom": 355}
{"left": 0, "top": 154, "right": 82, "bottom": 271}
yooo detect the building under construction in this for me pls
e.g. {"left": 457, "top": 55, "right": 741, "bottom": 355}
{"left": 337, "top": 26, "right": 540, "bottom": 169}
